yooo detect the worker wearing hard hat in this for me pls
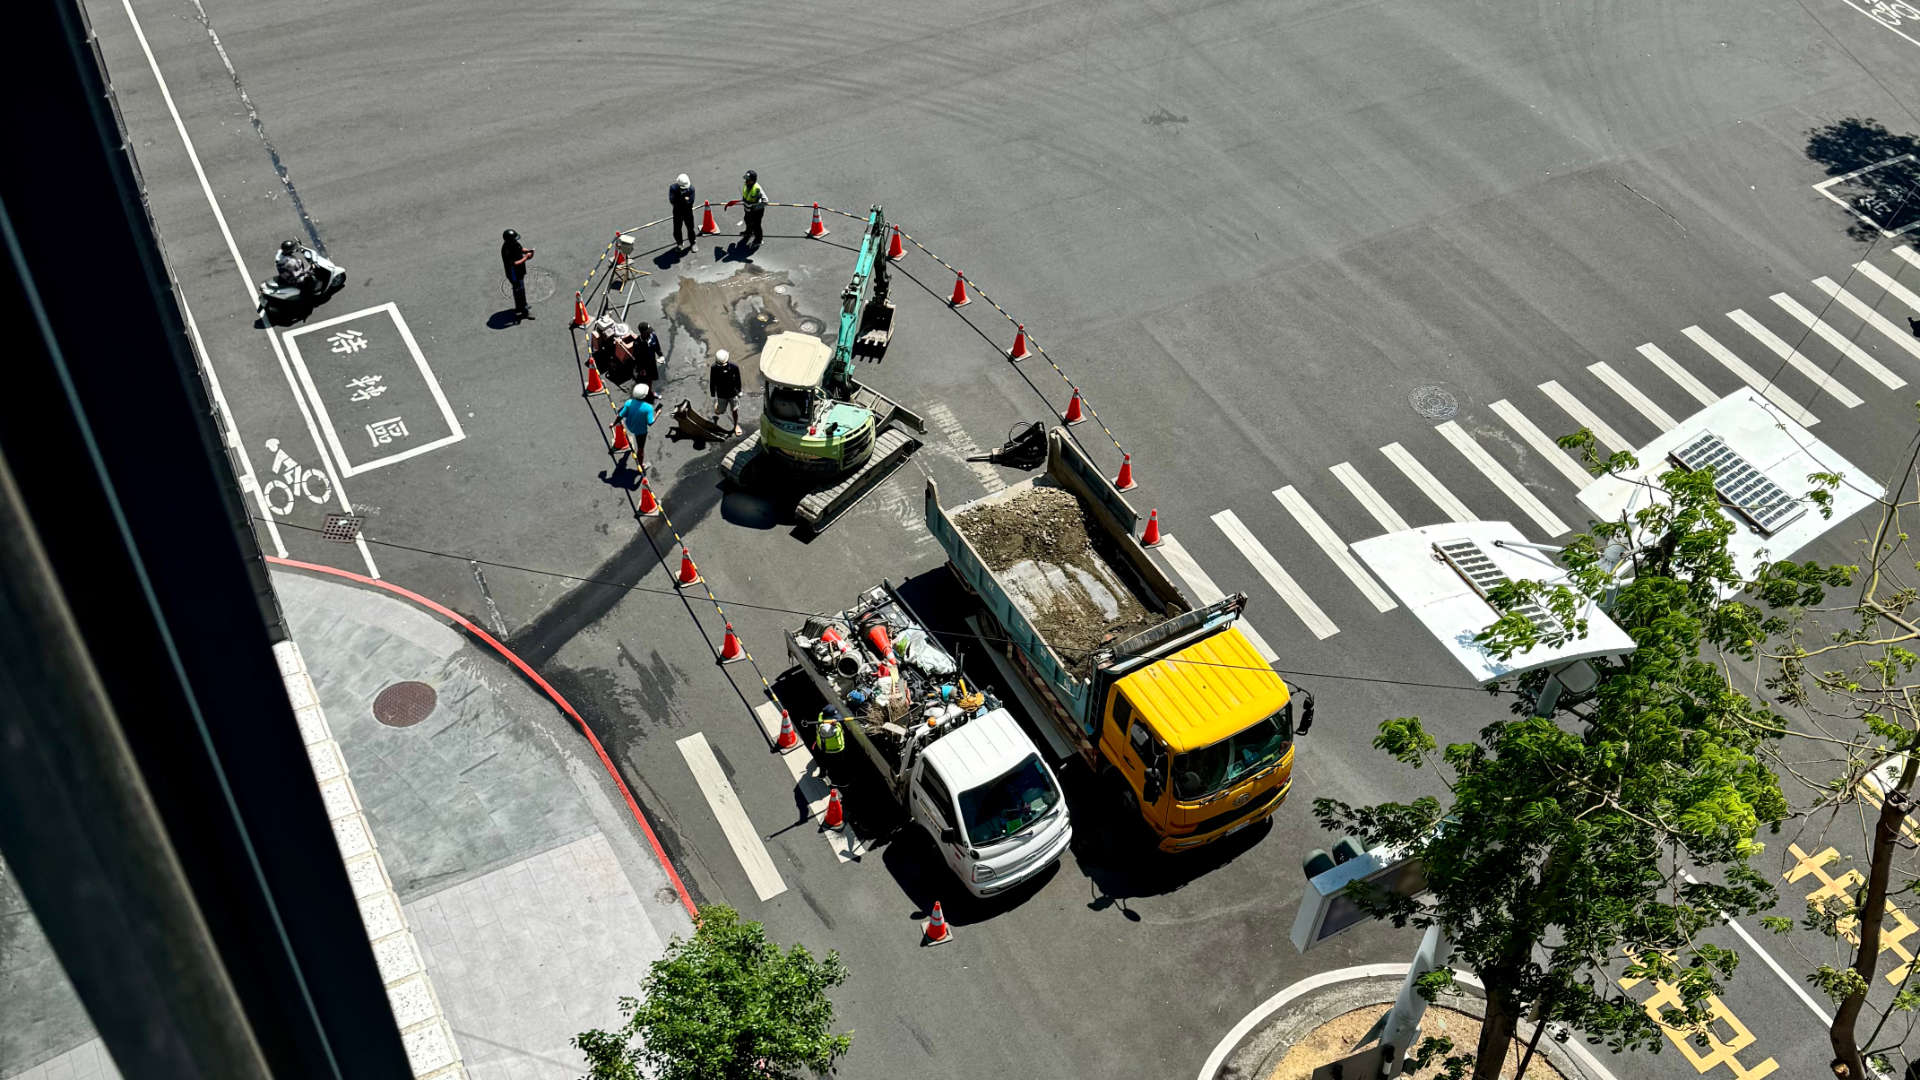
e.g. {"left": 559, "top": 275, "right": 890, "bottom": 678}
{"left": 816, "top": 705, "right": 846, "bottom": 754}
{"left": 709, "top": 348, "right": 743, "bottom": 436}
{"left": 738, "top": 170, "right": 768, "bottom": 248}
{"left": 669, "top": 173, "right": 697, "bottom": 250}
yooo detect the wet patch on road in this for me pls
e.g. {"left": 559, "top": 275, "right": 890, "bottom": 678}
{"left": 663, "top": 266, "right": 832, "bottom": 399}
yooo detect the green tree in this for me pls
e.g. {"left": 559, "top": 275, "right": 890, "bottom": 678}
{"left": 573, "top": 905, "right": 852, "bottom": 1080}
{"left": 1315, "top": 445, "right": 1822, "bottom": 1080}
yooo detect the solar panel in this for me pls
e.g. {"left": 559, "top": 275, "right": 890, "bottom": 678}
{"left": 1668, "top": 431, "right": 1806, "bottom": 535}
{"left": 1433, "top": 539, "right": 1559, "bottom": 635}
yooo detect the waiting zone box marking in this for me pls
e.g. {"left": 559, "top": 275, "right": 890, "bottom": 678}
{"left": 283, "top": 303, "right": 464, "bottom": 477}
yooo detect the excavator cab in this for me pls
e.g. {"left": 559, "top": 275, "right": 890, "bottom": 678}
{"left": 757, "top": 333, "right": 877, "bottom": 473}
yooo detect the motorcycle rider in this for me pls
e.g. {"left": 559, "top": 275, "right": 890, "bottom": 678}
{"left": 275, "top": 239, "right": 313, "bottom": 291}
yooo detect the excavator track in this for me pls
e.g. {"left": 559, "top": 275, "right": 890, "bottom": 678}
{"left": 796, "top": 427, "right": 922, "bottom": 532}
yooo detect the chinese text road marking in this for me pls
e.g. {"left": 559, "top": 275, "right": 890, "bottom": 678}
{"left": 1616, "top": 964, "right": 1778, "bottom": 1079}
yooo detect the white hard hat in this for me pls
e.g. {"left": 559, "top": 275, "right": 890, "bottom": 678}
{"left": 630, "top": 383, "right": 650, "bottom": 400}
{"left": 715, "top": 349, "right": 730, "bottom": 363}
{"left": 676, "top": 173, "right": 690, "bottom": 187}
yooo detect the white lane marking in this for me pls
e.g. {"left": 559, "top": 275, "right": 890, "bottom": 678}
{"left": 1812, "top": 277, "right": 1920, "bottom": 363}
{"left": 1156, "top": 535, "right": 1279, "bottom": 663}
{"left": 177, "top": 284, "right": 285, "bottom": 556}
{"left": 1587, "top": 362, "right": 1678, "bottom": 430}
{"left": 1273, "top": 487, "right": 1395, "bottom": 612}
{"left": 1770, "top": 293, "right": 1905, "bottom": 389}
{"left": 1380, "top": 442, "right": 1474, "bottom": 523}
{"left": 1635, "top": 343, "right": 1719, "bottom": 407}
{"left": 1727, "top": 309, "right": 1863, "bottom": 408}
{"left": 1489, "top": 399, "right": 1596, "bottom": 489}
{"left": 676, "top": 732, "right": 787, "bottom": 900}
{"left": 1210, "top": 511, "right": 1339, "bottom": 640}
{"left": 283, "top": 304, "right": 467, "bottom": 477}
{"left": 1899, "top": 245, "right": 1920, "bottom": 272}
{"left": 118, "top": 0, "right": 378, "bottom": 577}
{"left": 1682, "top": 871, "right": 1834, "bottom": 1026}
{"left": 1538, "top": 380, "right": 1633, "bottom": 453}
{"left": 1328, "top": 462, "right": 1409, "bottom": 534}
{"left": 1433, "top": 423, "right": 1569, "bottom": 537}
{"left": 755, "top": 703, "right": 860, "bottom": 863}
{"left": 1195, "top": 966, "right": 1624, "bottom": 1080}
{"left": 1681, "top": 325, "right": 1820, "bottom": 427}
{"left": 1856, "top": 260, "right": 1920, "bottom": 315}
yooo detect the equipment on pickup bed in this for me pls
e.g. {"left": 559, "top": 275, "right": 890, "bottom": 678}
{"left": 720, "top": 206, "right": 926, "bottom": 533}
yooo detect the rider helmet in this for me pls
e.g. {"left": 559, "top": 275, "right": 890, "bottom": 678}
{"left": 502, "top": 228, "right": 519, "bottom": 243}
{"left": 742, "top": 169, "right": 757, "bottom": 184}
{"left": 279, "top": 239, "right": 298, "bottom": 255}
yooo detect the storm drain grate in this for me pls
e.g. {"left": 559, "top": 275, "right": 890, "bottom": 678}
{"left": 372, "top": 681, "right": 437, "bottom": 728}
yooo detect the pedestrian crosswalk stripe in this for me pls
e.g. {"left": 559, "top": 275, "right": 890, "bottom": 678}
{"left": 1897, "top": 245, "right": 1920, "bottom": 273}
{"left": 1680, "top": 325, "right": 1820, "bottom": 427}
{"left": 1329, "top": 461, "right": 1410, "bottom": 534}
{"left": 1770, "top": 292, "right": 1906, "bottom": 390}
{"left": 1727, "top": 309, "right": 1863, "bottom": 408}
{"left": 753, "top": 703, "right": 860, "bottom": 864}
{"left": 1381, "top": 442, "right": 1475, "bottom": 523}
{"left": 677, "top": 732, "right": 787, "bottom": 901}
{"left": 1273, "top": 485, "right": 1396, "bottom": 612}
{"left": 1635, "top": 343, "right": 1719, "bottom": 408}
{"left": 1538, "top": 380, "right": 1633, "bottom": 452}
{"left": 1856, "top": 261, "right": 1920, "bottom": 317}
{"left": 1489, "top": 399, "right": 1592, "bottom": 488}
{"left": 1155, "top": 534, "right": 1280, "bottom": 664}
{"left": 1433, "top": 422, "right": 1570, "bottom": 537}
{"left": 1587, "top": 362, "right": 1678, "bottom": 430}
{"left": 1811, "top": 277, "right": 1920, "bottom": 363}
{"left": 1211, "top": 510, "right": 1340, "bottom": 640}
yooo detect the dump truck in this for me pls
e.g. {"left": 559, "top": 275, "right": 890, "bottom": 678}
{"left": 788, "top": 582, "right": 1072, "bottom": 896}
{"left": 926, "top": 429, "right": 1311, "bottom": 851}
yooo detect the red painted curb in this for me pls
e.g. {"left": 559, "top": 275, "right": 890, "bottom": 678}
{"left": 267, "top": 555, "right": 699, "bottom": 919}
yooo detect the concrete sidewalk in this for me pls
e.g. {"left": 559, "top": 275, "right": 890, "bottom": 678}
{"left": 1, "top": 568, "right": 692, "bottom": 1080}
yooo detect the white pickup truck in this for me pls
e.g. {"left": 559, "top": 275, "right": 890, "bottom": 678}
{"left": 788, "top": 583, "right": 1072, "bottom": 897}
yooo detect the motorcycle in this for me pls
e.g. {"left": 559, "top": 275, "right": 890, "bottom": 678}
{"left": 257, "top": 246, "right": 346, "bottom": 322}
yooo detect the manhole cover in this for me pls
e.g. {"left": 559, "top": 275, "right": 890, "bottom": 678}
{"left": 498, "top": 267, "right": 557, "bottom": 304}
{"left": 1409, "top": 385, "right": 1458, "bottom": 420}
{"left": 798, "top": 318, "right": 821, "bottom": 334}
{"left": 372, "top": 681, "right": 437, "bottom": 727}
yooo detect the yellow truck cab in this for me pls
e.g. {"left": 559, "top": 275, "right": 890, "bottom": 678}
{"left": 1103, "top": 628, "right": 1296, "bottom": 849}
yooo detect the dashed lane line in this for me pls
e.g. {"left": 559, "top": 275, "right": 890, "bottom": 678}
{"left": 1155, "top": 534, "right": 1280, "bottom": 664}
{"left": 1328, "top": 461, "right": 1409, "bottom": 534}
{"left": 1727, "top": 308, "right": 1862, "bottom": 408}
{"left": 1210, "top": 510, "right": 1339, "bottom": 640}
{"left": 1433, "top": 422, "right": 1569, "bottom": 537}
{"left": 1680, "top": 326, "right": 1820, "bottom": 427}
{"left": 1380, "top": 442, "right": 1474, "bottom": 523}
{"left": 676, "top": 732, "right": 787, "bottom": 901}
{"left": 1273, "top": 486, "right": 1395, "bottom": 612}
{"left": 1770, "top": 292, "right": 1905, "bottom": 390}
{"left": 1488, "top": 400, "right": 1592, "bottom": 489}
{"left": 1587, "top": 362, "right": 1678, "bottom": 431}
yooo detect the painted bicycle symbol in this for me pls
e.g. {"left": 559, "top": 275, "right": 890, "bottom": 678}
{"left": 260, "top": 437, "right": 334, "bottom": 516}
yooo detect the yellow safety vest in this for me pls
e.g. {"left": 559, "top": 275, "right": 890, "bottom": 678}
{"left": 817, "top": 714, "right": 845, "bottom": 753}
{"left": 742, "top": 182, "right": 765, "bottom": 208}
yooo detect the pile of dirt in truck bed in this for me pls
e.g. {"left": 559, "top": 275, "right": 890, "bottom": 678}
{"left": 954, "top": 486, "right": 1160, "bottom": 672}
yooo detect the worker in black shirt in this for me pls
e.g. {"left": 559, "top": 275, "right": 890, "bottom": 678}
{"left": 669, "top": 174, "right": 697, "bottom": 250}
{"left": 709, "top": 348, "right": 743, "bottom": 435}
{"left": 501, "top": 229, "right": 535, "bottom": 320}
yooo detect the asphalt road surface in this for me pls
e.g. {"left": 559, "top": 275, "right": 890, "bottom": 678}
{"left": 84, "top": 0, "right": 1920, "bottom": 1077}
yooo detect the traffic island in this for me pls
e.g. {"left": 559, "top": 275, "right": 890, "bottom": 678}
{"left": 1205, "top": 971, "right": 1609, "bottom": 1080}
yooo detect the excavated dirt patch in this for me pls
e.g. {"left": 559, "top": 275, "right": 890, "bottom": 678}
{"left": 1265, "top": 1005, "right": 1567, "bottom": 1080}
{"left": 954, "top": 486, "right": 1159, "bottom": 671}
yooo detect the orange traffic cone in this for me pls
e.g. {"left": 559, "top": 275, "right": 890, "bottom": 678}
{"left": 886, "top": 224, "right": 905, "bottom": 261}
{"left": 1062, "top": 388, "right": 1085, "bottom": 425}
{"left": 676, "top": 549, "right": 702, "bottom": 588}
{"left": 718, "top": 623, "right": 746, "bottom": 664}
{"left": 609, "top": 420, "right": 631, "bottom": 455}
{"left": 822, "top": 787, "right": 845, "bottom": 830}
{"left": 637, "top": 477, "right": 660, "bottom": 516}
{"left": 1007, "top": 324, "right": 1031, "bottom": 361}
{"left": 922, "top": 901, "right": 952, "bottom": 946}
{"left": 808, "top": 203, "right": 829, "bottom": 238}
{"left": 699, "top": 200, "right": 718, "bottom": 235}
{"left": 775, "top": 710, "right": 800, "bottom": 753}
{"left": 583, "top": 362, "right": 607, "bottom": 397}
{"left": 1115, "top": 453, "right": 1136, "bottom": 491}
{"left": 1141, "top": 509, "right": 1162, "bottom": 547}
{"left": 948, "top": 270, "right": 971, "bottom": 307}
{"left": 865, "top": 622, "right": 895, "bottom": 661}
{"left": 572, "top": 291, "right": 590, "bottom": 327}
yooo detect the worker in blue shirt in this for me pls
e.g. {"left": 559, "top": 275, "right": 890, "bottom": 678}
{"left": 615, "top": 383, "right": 656, "bottom": 469}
